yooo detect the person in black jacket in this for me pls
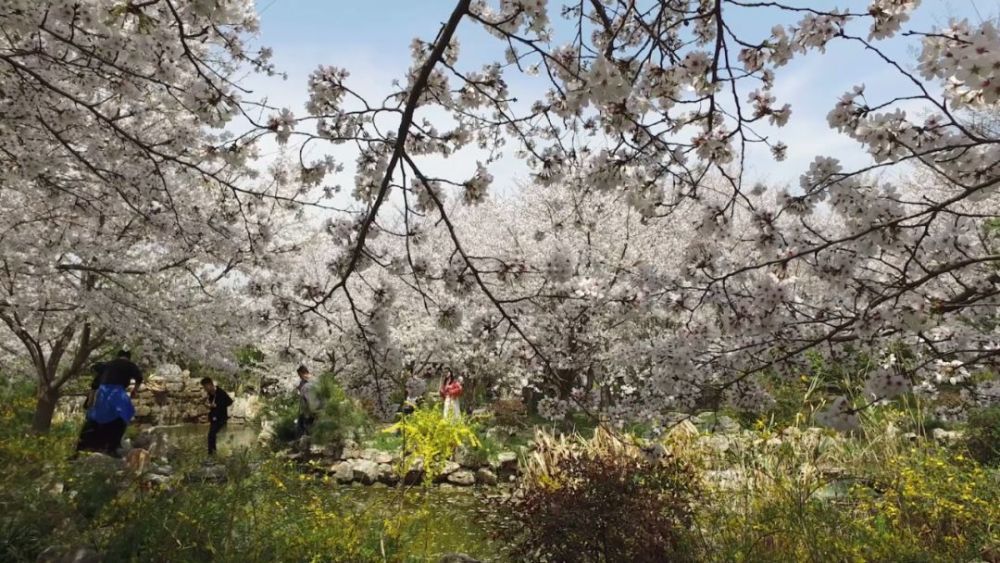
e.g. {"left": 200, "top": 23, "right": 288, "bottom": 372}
{"left": 75, "top": 351, "right": 143, "bottom": 457}
{"left": 200, "top": 377, "right": 233, "bottom": 456}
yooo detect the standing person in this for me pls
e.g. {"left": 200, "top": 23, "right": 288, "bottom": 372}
{"left": 200, "top": 377, "right": 233, "bottom": 456}
{"left": 74, "top": 361, "right": 108, "bottom": 454}
{"left": 439, "top": 369, "right": 463, "bottom": 419}
{"left": 295, "top": 365, "right": 321, "bottom": 437}
{"left": 400, "top": 370, "right": 428, "bottom": 416}
{"left": 82, "top": 350, "right": 142, "bottom": 457}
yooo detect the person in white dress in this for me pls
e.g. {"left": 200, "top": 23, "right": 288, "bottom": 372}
{"left": 439, "top": 369, "right": 463, "bottom": 419}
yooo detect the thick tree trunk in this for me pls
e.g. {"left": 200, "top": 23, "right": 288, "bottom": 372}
{"left": 31, "top": 387, "right": 59, "bottom": 434}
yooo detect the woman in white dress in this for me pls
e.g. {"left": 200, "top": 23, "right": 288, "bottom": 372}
{"left": 439, "top": 369, "right": 463, "bottom": 419}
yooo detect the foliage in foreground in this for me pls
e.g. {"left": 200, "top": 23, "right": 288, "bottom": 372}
{"left": 490, "top": 410, "right": 1000, "bottom": 563}
{"left": 3, "top": 379, "right": 1000, "bottom": 563}
{"left": 492, "top": 427, "right": 700, "bottom": 563}
{"left": 90, "top": 457, "right": 491, "bottom": 562}
{"left": 677, "top": 416, "right": 1000, "bottom": 563}
{"left": 0, "top": 384, "right": 491, "bottom": 563}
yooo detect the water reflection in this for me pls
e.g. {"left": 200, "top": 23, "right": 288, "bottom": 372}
{"left": 142, "top": 423, "right": 260, "bottom": 454}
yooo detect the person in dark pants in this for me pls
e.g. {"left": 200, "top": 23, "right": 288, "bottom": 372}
{"left": 201, "top": 377, "right": 233, "bottom": 456}
{"left": 295, "top": 365, "right": 320, "bottom": 438}
{"left": 75, "top": 362, "right": 108, "bottom": 454}
{"left": 77, "top": 351, "right": 142, "bottom": 457}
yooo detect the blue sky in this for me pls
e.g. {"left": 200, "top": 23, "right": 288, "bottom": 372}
{"left": 245, "top": 0, "right": 994, "bottom": 197}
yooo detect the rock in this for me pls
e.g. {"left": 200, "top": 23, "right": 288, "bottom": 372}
{"left": 321, "top": 444, "right": 344, "bottom": 460}
{"left": 475, "top": 468, "right": 497, "bottom": 486}
{"left": 812, "top": 479, "right": 853, "bottom": 501}
{"left": 902, "top": 432, "right": 919, "bottom": 442}
{"left": 332, "top": 462, "right": 354, "bottom": 484}
{"left": 376, "top": 463, "right": 398, "bottom": 485}
{"left": 454, "top": 447, "right": 486, "bottom": 469}
{"left": 341, "top": 439, "right": 363, "bottom": 460}
{"left": 366, "top": 449, "right": 393, "bottom": 464}
{"left": 441, "top": 461, "right": 461, "bottom": 476}
{"left": 816, "top": 465, "right": 846, "bottom": 479}
{"left": 73, "top": 452, "right": 122, "bottom": 473}
{"left": 705, "top": 469, "right": 744, "bottom": 491}
{"left": 188, "top": 464, "right": 226, "bottom": 483}
{"left": 641, "top": 443, "right": 668, "bottom": 462}
{"left": 494, "top": 452, "right": 518, "bottom": 478}
{"left": 150, "top": 464, "right": 174, "bottom": 477}
{"left": 447, "top": 469, "right": 476, "bottom": 486}
{"left": 666, "top": 419, "right": 699, "bottom": 441}
{"left": 695, "top": 412, "right": 740, "bottom": 433}
{"left": 36, "top": 546, "right": 101, "bottom": 563}
{"left": 402, "top": 458, "right": 425, "bottom": 486}
{"left": 699, "top": 434, "right": 735, "bottom": 453}
{"left": 280, "top": 450, "right": 304, "bottom": 462}
{"left": 257, "top": 420, "right": 275, "bottom": 445}
{"left": 141, "top": 473, "right": 172, "bottom": 487}
{"left": 662, "top": 412, "right": 690, "bottom": 426}
{"left": 932, "top": 428, "right": 963, "bottom": 445}
{"left": 439, "top": 554, "right": 480, "bottom": 563}
{"left": 351, "top": 460, "right": 379, "bottom": 485}
{"left": 131, "top": 430, "right": 156, "bottom": 450}
{"left": 229, "top": 395, "right": 261, "bottom": 422}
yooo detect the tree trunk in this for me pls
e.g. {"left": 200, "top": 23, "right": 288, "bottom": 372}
{"left": 32, "top": 387, "right": 60, "bottom": 434}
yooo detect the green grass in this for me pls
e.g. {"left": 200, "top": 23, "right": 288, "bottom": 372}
{"left": 365, "top": 427, "right": 404, "bottom": 452}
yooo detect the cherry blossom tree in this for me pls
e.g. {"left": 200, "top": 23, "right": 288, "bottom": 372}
{"left": 9, "top": 0, "right": 999, "bottom": 431}
{"left": 250, "top": 0, "right": 999, "bottom": 428}
{"left": 0, "top": 0, "right": 305, "bottom": 431}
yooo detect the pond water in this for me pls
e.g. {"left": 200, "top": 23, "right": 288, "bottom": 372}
{"left": 141, "top": 422, "right": 261, "bottom": 454}
{"left": 136, "top": 424, "right": 499, "bottom": 560}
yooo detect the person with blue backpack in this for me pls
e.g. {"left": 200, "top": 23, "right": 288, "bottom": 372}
{"left": 74, "top": 350, "right": 142, "bottom": 457}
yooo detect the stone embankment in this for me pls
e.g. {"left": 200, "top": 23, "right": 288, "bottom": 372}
{"left": 132, "top": 369, "right": 260, "bottom": 425}
{"left": 282, "top": 440, "right": 520, "bottom": 487}
{"left": 57, "top": 366, "right": 261, "bottom": 426}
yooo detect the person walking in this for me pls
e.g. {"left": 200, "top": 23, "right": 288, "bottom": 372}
{"left": 200, "top": 377, "right": 233, "bottom": 456}
{"left": 295, "top": 365, "right": 321, "bottom": 437}
{"left": 439, "top": 369, "right": 463, "bottom": 420}
{"left": 74, "top": 361, "right": 108, "bottom": 454}
{"left": 80, "top": 350, "right": 142, "bottom": 457}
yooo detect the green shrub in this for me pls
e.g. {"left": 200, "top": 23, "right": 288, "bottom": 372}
{"left": 366, "top": 431, "right": 403, "bottom": 452}
{"left": 262, "top": 375, "right": 372, "bottom": 448}
{"left": 260, "top": 395, "right": 298, "bottom": 447}
{"left": 311, "top": 374, "right": 372, "bottom": 446}
{"left": 964, "top": 405, "right": 1000, "bottom": 465}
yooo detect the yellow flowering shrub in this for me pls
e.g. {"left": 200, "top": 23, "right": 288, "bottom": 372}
{"left": 855, "top": 448, "right": 999, "bottom": 556}
{"left": 384, "top": 403, "right": 480, "bottom": 485}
